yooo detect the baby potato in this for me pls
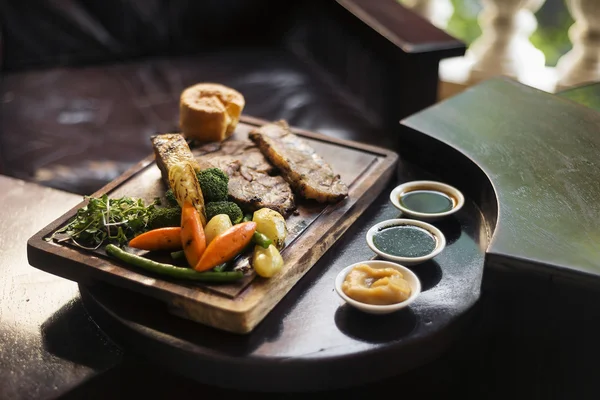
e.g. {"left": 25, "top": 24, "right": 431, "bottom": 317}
{"left": 204, "top": 214, "right": 233, "bottom": 244}
{"left": 252, "top": 244, "right": 284, "bottom": 278}
{"left": 252, "top": 208, "right": 287, "bottom": 249}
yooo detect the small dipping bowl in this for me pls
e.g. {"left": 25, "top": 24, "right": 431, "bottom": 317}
{"left": 335, "top": 260, "right": 421, "bottom": 315}
{"left": 390, "top": 180, "right": 464, "bottom": 221}
{"left": 366, "top": 218, "right": 446, "bottom": 266}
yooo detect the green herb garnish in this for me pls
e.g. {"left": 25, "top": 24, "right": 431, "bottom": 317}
{"left": 46, "top": 194, "right": 160, "bottom": 249}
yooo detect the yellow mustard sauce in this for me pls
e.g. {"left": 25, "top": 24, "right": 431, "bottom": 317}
{"left": 342, "top": 264, "right": 411, "bottom": 305}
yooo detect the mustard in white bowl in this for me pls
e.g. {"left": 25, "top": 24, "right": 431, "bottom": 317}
{"left": 334, "top": 260, "right": 421, "bottom": 315}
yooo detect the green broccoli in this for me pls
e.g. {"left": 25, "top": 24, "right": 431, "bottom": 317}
{"left": 164, "top": 189, "right": 179, "bottom": 207}
{"left": 199, "top": 167, "right": 228, "bottom": 184}
{"left": 196, "top": 168, "right": 229, "bottom": 203}
{"left": 147, "top": 207, "right": 182, "bottom": 230}
{"left": 205, "top": 201, "right": 243, "bottom": 224}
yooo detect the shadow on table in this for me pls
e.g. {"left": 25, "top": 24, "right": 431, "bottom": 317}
{"left": 52, "top": 292, "right": 593, "bottom": 400}
{"left": 40, "top": 298, "right": 122, "bottom": 370}
{"left": 80, "top": 281, "right": 287, "bottom": 357}
{"left": 413, "top": 260, "right": 443, "bottom": 291}
{"left": 53, "top": 330, "right": 469, "bottom": 400}
{"left": 56, "top": 355, "right": 245, "bottom": 400}
{"left": 334, "top": 304, "right": 417, "bottom": 343}
{"left": 55, "top": 352, "right": 456, "bottom": 400}
{"left": 431, "top": 216, "right": 462, "bottom": 246}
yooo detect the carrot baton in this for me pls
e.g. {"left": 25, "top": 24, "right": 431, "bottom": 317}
{"left": 181, "top": 201, "right": 207, "bottom": 268}
{"left": 194, "top": 221, "right": 257, "bottom": 272}
{"left": 128, "top": 227, "right": 182, "bottom": 251}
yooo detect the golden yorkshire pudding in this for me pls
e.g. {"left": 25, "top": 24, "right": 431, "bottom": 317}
{"left": 179, "top": 83, "right": 245, "bottom": 143}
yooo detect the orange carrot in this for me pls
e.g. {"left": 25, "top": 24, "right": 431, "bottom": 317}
{"left": 181, "top": 201, "right": 207, "bottom": 267}
{"left": 128, "top": 227, "right": 182, "bottom": 251}
{"left": 194, "top": 221, "right": 257, "bottom": 272}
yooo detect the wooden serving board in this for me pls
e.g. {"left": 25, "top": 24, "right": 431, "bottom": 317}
{"left": 27, "top": 116, "right": 398, "bottom": 334}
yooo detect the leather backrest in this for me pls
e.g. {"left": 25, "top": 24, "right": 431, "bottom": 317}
{"left": 1, "top": 0, "right": 292, "bottom": 71}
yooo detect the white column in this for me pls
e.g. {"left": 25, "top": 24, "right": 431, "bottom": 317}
{"left": 403, "top": 0, "right": 454, "bottom": 30}
{"left": 556, "top": 0, "right": 600, "bottom": 90}
{"left": 467, "top": 0, "right": 547, "bottom": 84}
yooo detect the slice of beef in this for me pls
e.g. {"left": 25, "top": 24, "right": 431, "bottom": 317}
{"left": 194, "top": 139, "right": 296, "bottom": 217}
{"left": 248, "top": 120, "right": 348, "bottom": 203}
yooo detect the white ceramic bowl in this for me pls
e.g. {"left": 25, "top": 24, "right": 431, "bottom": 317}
{"left": 366, "top": 218, "right": 446, "bottom": 266}
{"left": 390, "top": 180, "right": 464, "bottom": 221}
{"left": 334, "top": 260, "right": 421, "bottom": 315}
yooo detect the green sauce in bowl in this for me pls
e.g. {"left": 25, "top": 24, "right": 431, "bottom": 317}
{"left": 372, "top": 225, "right": 436, "bottom": 258}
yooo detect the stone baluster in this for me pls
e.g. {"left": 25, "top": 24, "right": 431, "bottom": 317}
{"left": 403, "top": 0, "right": 454, "bottom": 30}
{"left": 467, "top": 0, "right": 547, "bottom": 85}
{"left": 556, "top": 0, "right": 600, "bottom": 90}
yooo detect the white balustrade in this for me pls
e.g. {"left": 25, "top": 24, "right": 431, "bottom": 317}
{"left": 438, "top": 0, "right": 562, "bottom": 97}
{"left": 467, "top": 0, "right": 547, "bottom": 84}
{"left": 556, "top": 0, "right": 600, "bottom": 90}
{"left": 403, "top": 0, "right": 454, "bottom": 29}
{"left": 436, "top": 0, "right": 600, "bottom": 98}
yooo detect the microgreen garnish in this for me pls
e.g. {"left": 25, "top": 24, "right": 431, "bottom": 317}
{"left": 46, "top": 194, "right": 161, "bottom": 248}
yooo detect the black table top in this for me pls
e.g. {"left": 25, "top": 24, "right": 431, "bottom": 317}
{"left": 2, "top": 173, "right": 487, "bottom": 398}
{"left": 77, "top": 172, "right": 487, "bottom": 391}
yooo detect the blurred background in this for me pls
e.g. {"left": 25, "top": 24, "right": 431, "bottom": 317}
{"left": 400, "top": 0, "right": 598, "bottom": 99}
{"left": 438, "top": 0, "right": 573, "bottom": 66}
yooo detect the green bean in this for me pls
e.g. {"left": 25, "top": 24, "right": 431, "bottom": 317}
{"left": 106, "top": 244, "right": 243, "bottom": 282}
{"left": 173, "top": 250, "right": 231, "bottom": 271}
{"left": 243, "top": 213, "right": 253, "bottom": 222}
{"left": 170, "top": 250, "right": 187, "bottom": 263}
{"left": 252, "top": 231, "right": 272, "bottom": 249}
{"left": 214, "top": 251, "right": 248, "bottom": 272}
{"left": 213, "top": 262, "right": 229, "bottom": 272}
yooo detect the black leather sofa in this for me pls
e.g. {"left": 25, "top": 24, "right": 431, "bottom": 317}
{"left": 0, "top": 0, "right": 464, "bottom": 194}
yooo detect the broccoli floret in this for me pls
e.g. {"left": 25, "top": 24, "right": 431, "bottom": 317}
{"left": 205, "top": 201, "right": 243, "bottom": 224}
{"left": 164, "top": 189, "right": 179, "bottom": 207}
{"left": 199, "top": 167, "right": 228, "bottom": 184}
{"left": 147, "top": 207, "right": 182, "bottom": 230}
{"left": 196, "top": 168, "right": 229, "bottom": 203}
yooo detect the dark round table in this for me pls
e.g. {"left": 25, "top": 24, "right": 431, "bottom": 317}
{"left": 80, "top": 166, "right": 489, "bottom": 392}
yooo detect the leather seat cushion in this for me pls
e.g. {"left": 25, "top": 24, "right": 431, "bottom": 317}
{"left": 1, "top": 48, "right": 385, "bottom": 194}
